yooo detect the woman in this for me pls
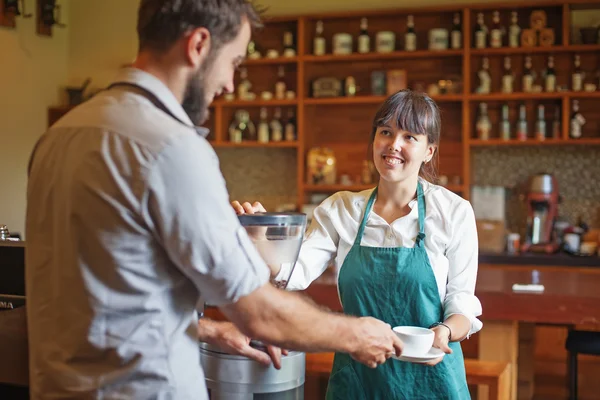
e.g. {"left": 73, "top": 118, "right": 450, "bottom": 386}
{"left": 233, "top": 90, "right": 482, "bottom": 399}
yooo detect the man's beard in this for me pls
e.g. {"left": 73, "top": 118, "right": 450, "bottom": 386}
{"left": 182, "top": 65, "right": 210, "bottom": 126}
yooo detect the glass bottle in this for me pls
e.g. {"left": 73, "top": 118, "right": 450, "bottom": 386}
{"left": 522, "top": 56, "right": 534, "bottom": 93}
{"left": 535, "top": 104, "right": 546, "bottom": 141}
{"left": 270, "top": 107, "right": 283, "bottom": 142}
{"left": 477, "top": 57, "right": 491, "bottom": 94}
{"left": 275, "top": 66, "right": 286, "bottom": 100}
{"left": 490, "top": 11, "right": 503, "bottom": 48}
{"left": 501, "top": 56, "right": 514, "bottom": 93}
{"left": 474, "top": 12, "right": 487, "bottom": 49}
{"left": 572, "top": 54, "right": 583, "bottom": 92}
{"left": 257, "top": 107, "right": 270, "bottom": 143}
{"left": 570, "top": 100, "right": 586, "bottom": 139}
{"left": 500, "top": 104, "right": 511, "bottom": 140}
{"left": 314, "top": 20, "right": 326, "bottom": 56}
{"left": 228, "top": 109, "right": 256, "bottom": 142}
{"left": 358, "top": 17, "right": 370, "bottom": 53}
{"left": 284, "top": 109, "right": 296, "bottom": 142}
{"left": 476, "top": 103, "right": 491, "bottom": 140}
{"left": 545, "top": 56, "right": 556, "bottom": 92}
{"left": 283, "top": 31, "right": 296, "bottom": 57}
{"left": 508, "top": 11, "right": 520, "bottom": 48}
{"left": 237, "top": 67, "right": 251, "bottom": 101}
{"left": 517, "top": 104, "right": 528, "bottom": 141}
{"left": 451, "top": 12, "right": 462, "bottom": 50}
{"left": 405, "top": 15, "right": 417, "bottom": 51}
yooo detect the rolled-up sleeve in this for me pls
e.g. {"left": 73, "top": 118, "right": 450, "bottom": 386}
{"left": 144, "top": 134, "right": 269, "bottom": 306}
{"left": 443, "top": 199, "right": 483, "bottom": 338}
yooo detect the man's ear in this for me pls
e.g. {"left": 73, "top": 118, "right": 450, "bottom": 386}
{"left": 186, "top": 27, "right": 211, "bottom": 68}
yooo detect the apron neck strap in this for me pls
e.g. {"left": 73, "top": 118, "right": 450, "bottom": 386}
{"left": 354, "top": 181, "right": 427, "bottom": 246}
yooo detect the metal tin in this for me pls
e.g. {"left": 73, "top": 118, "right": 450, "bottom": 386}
{"left": 238, "top": 213, "right": 306, "bottom": 227}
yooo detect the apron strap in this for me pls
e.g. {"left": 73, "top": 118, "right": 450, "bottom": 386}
{"left": 354, "top": 182, "right": 427, "bottom": 247}
{"left": 354, "top": 188, "right": 378, "bottom": 246}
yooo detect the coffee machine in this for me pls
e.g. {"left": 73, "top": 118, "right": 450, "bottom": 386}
{"left": 522, "top": 174, "right": 560, "bottom": 253}
{"left": 200, "top": 212, "right": 307, "bottom": 400}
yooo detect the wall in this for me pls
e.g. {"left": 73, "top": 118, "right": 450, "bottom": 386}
{"left": 0, "top": 0, "right": 69, "bottom": 237}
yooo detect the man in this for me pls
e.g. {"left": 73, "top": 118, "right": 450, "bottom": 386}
{"left": 25, "top": 1, "right": 403, "bottom": 398}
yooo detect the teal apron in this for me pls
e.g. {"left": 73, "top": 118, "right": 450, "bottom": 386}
{"left": 326, "top": 183, "right": 470, "bottom": 400}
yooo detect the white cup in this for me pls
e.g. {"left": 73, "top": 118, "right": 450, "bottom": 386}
{"left": 393, "top": 326, "right": 434, "bottom": 356}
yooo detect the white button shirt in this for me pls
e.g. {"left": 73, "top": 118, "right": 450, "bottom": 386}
{"left": 288, "top": 179, "right": 483, "bottom": 337}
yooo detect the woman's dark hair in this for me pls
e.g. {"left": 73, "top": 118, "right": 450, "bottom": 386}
{"left": 370, "top": 89, "right": 441, "bottom": 183}
{"left": 137, "top": 0, "right": 263, "bottom": 53}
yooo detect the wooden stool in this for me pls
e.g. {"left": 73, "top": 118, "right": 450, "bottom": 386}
{"left": 306, "top": 353, "right": 511, "bottom": 400}
{"left": 565, "top": 329, "right": 600, "bottom": 400}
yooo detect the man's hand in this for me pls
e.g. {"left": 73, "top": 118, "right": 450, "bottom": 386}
{"left": 425, "top": 325, "right": 453, "bottom": 367}
{"left": 199, "top": 319, "right": 287, "bottom": 369}
{"left": 347, "top": 317, "right": 404, "bottom": 368}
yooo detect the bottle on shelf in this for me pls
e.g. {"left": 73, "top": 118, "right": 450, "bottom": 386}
{"left": 314, "top": 20, "right": 326, "bottom": 56}
{"left": 405, "top": 15, "right": 417, "bottom": 51}
{"left": 500, "top": 104, "right": 511, "bottom": 141}
{"left": 522, "top": 56, "right": 535, "bottom": 93}
{"left": 490, "top": 11, "right": 503, "bottom": 48}
{"left": 257, "top": 107, "right": 270, "bottom": 143}
{"left": 508, "top": 11, "right": 520, "bottom": 48}
{"left": 275, "top": 66, "right": 287, "bottom": 100}
{"left": 358, "top": 17, "right": 370, "bottom": 53}
{"left": 237, "top": 67, "right": 252, "bottom": 101}
{"left": 517, "top": 104, "right": 528, "bottom": 141}
{"left": 451, "top": 12, "right": 462, "bottom": 50}
{"left": 501, "top": 56, "right": 514, "bottom": 94}
{"left": 572, "top": 54, "right": 583, "bottom": 92}
{"left": 270, "top": 107, "right": 284, "bottom": 142}
{"left": 570, "top": 100, "right": 586, "bottom": 139}
{"left": 551, "top": 105, "right": 561, "bottom": 139}
{"left": 544, "top": 56, "right": 556, "bottom": 92}
{"left": 283, "top": 31, "right": 296, "bottom": 57}
{"left": 474, "top": 12, "right": 487, "bottom": 49}
{"left": 228, "top": 109, "right": 256, "bottom": 142}
{"left": 535, "top": 104, "right": 546, "bottom": 141}
{"left": 477, "top": 57, "right": 491, "bottom": 94}
{"left": 284, "top": 109, "right": 296, "bottom": 141}
{"left": 476, "top": 103, "right": 492, "bottom": 140}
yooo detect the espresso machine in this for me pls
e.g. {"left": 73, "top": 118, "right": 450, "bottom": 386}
{"left": 200, "top": 212, "right": 307, "bottom": 400}
{"left": 522, "top": 174, "right": 560, "bottom": 253}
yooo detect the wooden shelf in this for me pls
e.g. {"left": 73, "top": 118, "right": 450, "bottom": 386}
{"left": 302, "top": 49, "right": 463, "bottom": 63}
{"left": 568, "top": 92, "right": 600, "bottom": 99}
{"left": 467, "top": 138, "right": 600, "bottom": 146}
{"left": 214, "top": 99, "right": 298, "bottom": 107}
{"left": 470, "top": 44, "right": 600, "bottom": 55}
{"left": 469, "top": 92, "right": 564, "bottom": 101}
{"left": 243, "top": 56, "right": 299, "bottom": 65}
{"left": 212, "top": 141, "right": 299, "bottom": 148}
{"left": 305, "top": 94, "right": 463, "bottom": 105}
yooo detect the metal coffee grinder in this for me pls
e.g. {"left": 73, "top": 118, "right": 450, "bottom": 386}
{"left": 521, "top": 173, "right": 560, "bottom": 253}
{"left": 200, "top": 212, "right": 307, "bottom": 400}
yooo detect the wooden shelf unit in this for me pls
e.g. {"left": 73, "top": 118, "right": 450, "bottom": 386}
{"left": 48, "top": 0, "right": 600, "bottom": 210}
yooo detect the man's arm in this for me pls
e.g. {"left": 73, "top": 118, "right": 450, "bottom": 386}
{"left": 220, "top": 283, "right": 404, "bottom": 368}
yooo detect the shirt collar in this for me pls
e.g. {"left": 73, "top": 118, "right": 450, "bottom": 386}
{"left": 111, "top": 68, "right": 210, "bottom": 138}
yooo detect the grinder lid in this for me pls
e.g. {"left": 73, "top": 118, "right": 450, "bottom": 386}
{"left": 238, "top": 212, "right": 306, "bottom": 227}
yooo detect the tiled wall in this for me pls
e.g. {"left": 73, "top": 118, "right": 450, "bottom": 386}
{"left": 215, "top": 148, "right": 298, "bottom": 212}
{"left": 472, "top": 145, "right": 600, "bottom": 234}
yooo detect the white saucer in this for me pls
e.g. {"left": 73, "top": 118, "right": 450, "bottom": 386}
{"left": 391, "top": 347, "right": 446, "bottom": 363}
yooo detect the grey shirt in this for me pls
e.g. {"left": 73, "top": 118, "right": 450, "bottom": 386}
{"left": 25, "top": 68, "right": 270, "bottom": 399}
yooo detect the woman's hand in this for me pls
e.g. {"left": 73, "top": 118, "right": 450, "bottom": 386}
{"left": 425, "top": 325, "right": 453, "bottom": 367}
{"left": 231, "top": 201, "right": 266, "bottom": 215}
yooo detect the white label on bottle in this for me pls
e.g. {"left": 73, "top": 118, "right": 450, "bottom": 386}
{"left": 405, "top": 33, "right": 416, "bottom": 51}
{"left": 476, "top": 120, "right": 490, "bottom": 140}
{"left": 518, "top": 123, "right": 528, "bottom": 140}
{"left": 258, "top": 125, "right": 270, "bottom": 143}
{"left": 509, "top": 27, "right": 520, "bottom": 47}
{"left": 451, "top": 31, "right": 461, "bottom": 49}
{"left": 314, "top": 38, "right": 326, "bottom": 55}
{"left": 571, "top": 120, "right": 582, "bottom": 138}
{"left": 275, "top": 82, "right": 286, "bottom": 100}
{"left": 523, "top": 75, "right": 533, "bottom": 92}
{"left": 572, "top": 73, "right": 582, "bottom": 91}
{"left": 546, "top": 75, "right": 556, "bottom": 92}
{"left": 358, "top": 35, "right": 370, "bottom": 53}
{"left": 502, "top": 75, "right": 513, "bottom": 93}
{"left": 501, "top": 122, "right": 511, "bottom": 140}
{"left": 490, "top": 30, "right": 502, "bottom": 47}
{"left": 475, "top": 32, "right": 486, "bottom": 48}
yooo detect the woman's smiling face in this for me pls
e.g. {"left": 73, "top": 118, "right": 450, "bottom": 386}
{"left": 373, "top": 122, "right": 435, "bottom": 185}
